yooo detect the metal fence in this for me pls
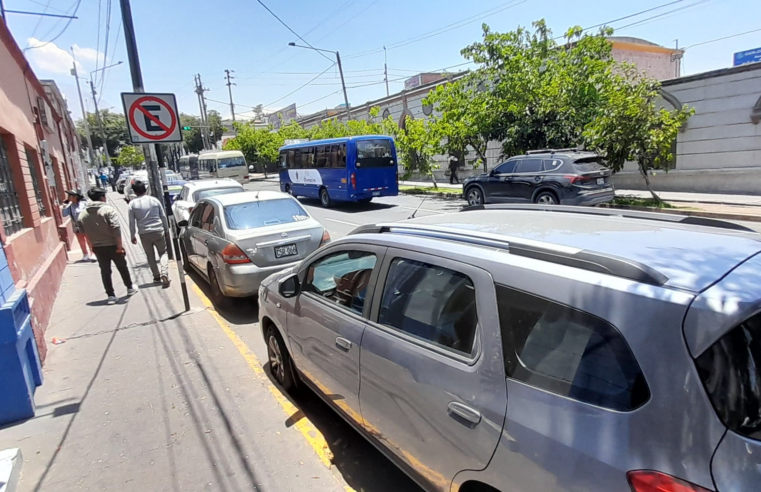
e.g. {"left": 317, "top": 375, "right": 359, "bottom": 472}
{"left": 0, "top": 139, "right": 24, "bottom": 237}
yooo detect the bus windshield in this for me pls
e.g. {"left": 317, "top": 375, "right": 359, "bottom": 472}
{"left": 356, "top": 139, "right": 394, "bottom": 168}
{"left": 219, "top": 156, "right": 246, "bottom": 168}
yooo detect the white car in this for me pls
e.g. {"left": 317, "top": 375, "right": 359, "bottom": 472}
{"left": 124, "top": 170, "right": 150, "bottom": 202}
{"left": 171, "top": 179, "right": 245, "bottom": 231}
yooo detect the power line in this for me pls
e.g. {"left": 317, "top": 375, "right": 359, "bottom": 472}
{"left": 28, "top": 0, "right": 53, "bottom": 41}
{"left": 23, "top": 0, "right": 70, "bottom": 14}
{"left": 23, "top": 0, "right": 82, "bottom": 51}
{"left": 684, "top": 26, "right": 761, "bottom": 50}
{"left": 263, "top": 63, "right": 336, "bottom": 108}
{"left": 99, "top": 0, "right": 113, "bottom": 90}
{"left": 566, "top": 0, "right": 688, "bottom": 37}
{"left": 99, "top": 18, "right": 122, "bottom": 99}
{"left": 614, "top": 0, "right": 712, "bottom": 32}
{"left": 255, "top": 0, "right": 333, "bottom": 62}
{"left": 311, "top": 0, "right": 381, "bottom": 44}
{"left": 301, "top": 0, "right": 357, "bottom": 38}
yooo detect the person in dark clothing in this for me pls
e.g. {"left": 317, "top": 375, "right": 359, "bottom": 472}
{"left": 78, "top": 188, "right": 138, "bottom": 304}
{"left": 448, "top": 156, "right": 460, "bottom": 184}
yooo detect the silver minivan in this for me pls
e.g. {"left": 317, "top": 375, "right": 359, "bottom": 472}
{"left": 179, "top": 190, "right": 329, "bottom": 305}
{"left": 259, "top": 205, "right": 761, "bottom": 492}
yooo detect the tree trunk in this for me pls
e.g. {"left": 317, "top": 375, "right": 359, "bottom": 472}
{"left": 639, "top": 161, "right": 661, "bottom": 204}
{"left": 470, "top": 140, "right": 488, "bottom": 173}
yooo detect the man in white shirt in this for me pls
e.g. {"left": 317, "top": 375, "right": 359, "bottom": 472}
{"left": 128, "top": 180, "right": 171, "bottom": 287}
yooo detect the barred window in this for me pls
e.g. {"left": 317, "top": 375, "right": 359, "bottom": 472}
{"left": 25, "top": 148, "right": 47, "bottom": 217}
{"left": 0, "top": 138, "right": 24, "bottom": 237}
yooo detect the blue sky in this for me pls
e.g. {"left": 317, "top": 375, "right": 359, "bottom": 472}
{"left": 7, "top": 0, "right": 760, "bottom": 121}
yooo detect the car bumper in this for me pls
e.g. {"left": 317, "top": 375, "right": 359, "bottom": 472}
{"left": 561, "top": 188, "right": 616, "bottom": 206}
{"left": 216, "top": 260, "right": 301, "bottom": 297}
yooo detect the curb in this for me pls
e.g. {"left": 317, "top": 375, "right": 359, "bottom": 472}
{"left": 600, "top": 204, "right": 761, "bottom": 223}
{"left": 0, "top": 448, "right": 22, "bottom": 492}
{"left": 399, "top": 189, "right": 462, "bottom": 201}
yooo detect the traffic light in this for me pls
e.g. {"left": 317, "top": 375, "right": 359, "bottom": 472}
{"left": 182, "top": 126, "right": 192, "bottom": 131}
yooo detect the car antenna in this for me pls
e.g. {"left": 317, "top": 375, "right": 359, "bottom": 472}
{"left": 255, "top": 190, "right": 260, "bottom": 199}
{"left": 408, "top": 197, "right": 427, "bottom": 220}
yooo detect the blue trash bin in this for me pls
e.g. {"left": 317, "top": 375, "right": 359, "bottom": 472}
{"left": 0, "top": 288, "right": 43, "bottom": 426}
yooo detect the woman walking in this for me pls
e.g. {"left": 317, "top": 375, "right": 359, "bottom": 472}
{"left": 63, "top": 190, "right": 95, "bottom": 262}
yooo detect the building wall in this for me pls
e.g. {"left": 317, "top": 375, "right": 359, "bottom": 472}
{"left": 611, "top": 42, "right": 680, "bottom": 81}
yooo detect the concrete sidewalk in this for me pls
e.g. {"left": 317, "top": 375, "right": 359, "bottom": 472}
{"left": 0, "top": 202, "right": 346, "bottom": 491}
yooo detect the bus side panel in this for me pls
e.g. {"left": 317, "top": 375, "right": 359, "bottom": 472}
{"left": 322, "top": 168, "right": 350, "bottom": 202}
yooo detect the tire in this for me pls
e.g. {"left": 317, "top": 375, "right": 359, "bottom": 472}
{"left": 466, "top": 186, "right": 484, "bottom": 206}
{"left": 319, "top": 187, "right": 332, "bottom": 208}
{"left": 267, "top": 326, "right": 295, "bottom": 391}
{"left": 358, "top": 198, "right": 372, "bottom": 204}
{"left": 534, "top": 190, "right": 559, "bottom": 205}
{"left": 208, "top": 266, "right": 230, "bottom": 309}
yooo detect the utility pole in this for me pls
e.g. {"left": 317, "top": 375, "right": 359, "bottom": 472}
{"left": 194, "top": 74, "right": 211, "bottom": 150}
{"left": 335, "top": 51, "right": 351, "bottom": 121}
{"left": 70, "top": 58, "right": 96, "bottom": 170}
{"left": 383, "top": 46, "right": 389, "bottom": 97}
{"left": 225, "top": 69, "right": 236, "bottom": 123}
{"left": 88, "top": 80, "right": 112, "bottom": 168}
{"left": 119, "top": 0, "right": 189, "bottom": 308}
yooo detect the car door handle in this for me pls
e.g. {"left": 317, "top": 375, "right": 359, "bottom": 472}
{"left": 448, "top": 402, "right": 481, "bottom": 427}
{"left": 335, "top": 337, "right": 352, "bottom": 352}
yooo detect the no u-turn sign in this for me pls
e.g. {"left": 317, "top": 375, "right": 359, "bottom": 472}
{"left": 121, "top": 92, "right": 183, "bottom": 144}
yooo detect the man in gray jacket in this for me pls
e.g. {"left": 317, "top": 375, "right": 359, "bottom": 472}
{"left": 128, "top": 180, "right": 171, "bottom": 287}
{"left": 79, "top": 188, "right": 138, "bottom": 304}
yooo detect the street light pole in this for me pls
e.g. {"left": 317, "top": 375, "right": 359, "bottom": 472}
{"left": 288, "top": 42, "right": 351, "bottom": 121}
{"left": 70, "top": 55, "right": 96, "bottom": 170}
{"left": 88, "top": 79, "right": 112, "bottom": 168}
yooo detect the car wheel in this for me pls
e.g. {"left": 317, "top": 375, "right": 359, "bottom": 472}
{"left": 358, "top": 198, "right": 372, "bottom": 204}
{"left": 535, "top": 191, "right": 558, "bottom": 205}
{"left": 466, "top": 186, "right": 484, "bottom": 206}
{"left": 267, "top": 326, "right": 295, "bottom": 391}
{"left": 208, "top": 266, "right": 230, "bottom": 309}
{"left": 319, "top": 188, "right": 332, "bottom": 208}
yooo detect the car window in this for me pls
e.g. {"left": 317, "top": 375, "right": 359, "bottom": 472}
{"left": 303, "top": 251, "right": 378, "bottom": 315}
{"left": 201, "top": 205, "right": 215, "bottom": 232}
{"left": 573, "top": 158, "right": 608, "bottom": 173}
{"left": 496, "top": 285, "right": 649, "bottom": 411}
{"left": 378, "top": 258, "right": 478, "bottom": 356}
{"left": 224, "top": 198, "right": 309, "bottom": 230}
{"left": 190, "top": 204, "right": 206, "bottom": 228}
{"left": 543, "top": 159, "right": 563, "bottom": 172}
{"left": 515, "top": 159, "right": 543, "bottom": 173}
{"left": 495, "top": 161, "right": 516, "bottom": 174}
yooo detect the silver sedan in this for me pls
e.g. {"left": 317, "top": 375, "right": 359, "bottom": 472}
{"left": 178, "top": 191, "right": 330, "bottom": 305}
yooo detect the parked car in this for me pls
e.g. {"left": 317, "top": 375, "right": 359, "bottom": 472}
{"left": 179, "top": 191, "right": 330, "bottom": 305}
{"left": 259, "top": 204, "right": 761, "bottom": 492}
{"left": 171, "top": 179, "right": 244, "bottom": 231}
{"left": 462, "top": 149, "right": 615, "bottom": 206}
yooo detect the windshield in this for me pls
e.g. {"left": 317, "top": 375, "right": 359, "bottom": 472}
{"left": 194, "top": 187, "right": 243, "bottom": 201}
{"left": 224, "top": 199, "right": 309, "bottom": 230}
{"left": 356, "top": 139, "right": 395, "bottom": 168}
{"left": 572, "top": 158, "right": 608, "bottom": 173}
{"left": 218, "top": 156, "right": 246, "bottom": 168}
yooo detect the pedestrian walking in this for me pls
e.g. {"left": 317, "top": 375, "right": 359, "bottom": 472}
{"left": 79, "top": 187, "right": 138, "bottom": 304}
{"left": 127, "top": 180, "right": 171, "bottom": 287}
{"left": 99, "top": 170, "right": 109, "bottom": 189}
{"left": 62, "top": 189, "right": 95, "bottom": 262}
{"left": 448, "top": 155, "right": 460, "bottom": 184}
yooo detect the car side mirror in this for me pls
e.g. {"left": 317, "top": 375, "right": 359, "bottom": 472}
{"left": 177, "top": 219, "right": 189, "bottom": 228}
{"left": 279, "top": 274, "right": 300, "bottom": 298}
{"left": 489, "top": 169, "right": 497, "bottom": 176}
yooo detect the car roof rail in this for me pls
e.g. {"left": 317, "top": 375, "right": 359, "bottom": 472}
{"left": 460, "top": 204, "right": 757, "bottom": 233}
{"left": 525, "top": 149, "right": 554, "bottom": 155}
{"left": 349, "top": 222, "right": 669, "bottom": 286}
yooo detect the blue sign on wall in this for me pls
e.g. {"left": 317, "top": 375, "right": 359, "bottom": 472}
{"left": 734, "top": 47, "right": 761, "bottom": 66}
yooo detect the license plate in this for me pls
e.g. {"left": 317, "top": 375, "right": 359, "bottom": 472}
{"left": 275, "top": 243, "right": 298, "bottom": 258}
{"left": 597, "top": 178, "right": 605, "bottom": 185}
{"left": 372, "top": 191, "right": 381, "bottom": 196}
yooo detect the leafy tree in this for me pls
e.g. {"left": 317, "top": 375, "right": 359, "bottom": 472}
{"left": 583, "top": 66, "right": 693, "bottom": 202}
{"left": 180, "top": 113, "right": 204, "bottom": 153}
{"left": 207, "top": 110, "right": 226, "bottom": 145}
{"left": 114, "top": 146, "right": 144, "bottom": 168}
{"left": 76, "top": 109, "right": 129, "bottom": 157}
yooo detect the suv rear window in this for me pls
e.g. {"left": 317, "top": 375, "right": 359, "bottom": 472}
{"left": 572, "top": 158, "right": 607, "bottom": 173}
{"left": 696, "top": 312, "right": 761, "bottom": 440}
{"left": 496, "top": 285, "right": 649, "bottom": 411}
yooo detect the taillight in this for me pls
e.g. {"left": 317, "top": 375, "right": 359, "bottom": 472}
{"left": 320, "top": 229, "right": 331, "bottom": 247}
{"left": 350, "top": 172, "right": 356, "bottom": 189}
{"left": 222, "top": 244, "right": 251, "bottom": 264}
{"left": 565, "top": 174, "right": 591, "bottom": 184}
{"left": 627, "top": 471, "right": 712, "bottom": 492}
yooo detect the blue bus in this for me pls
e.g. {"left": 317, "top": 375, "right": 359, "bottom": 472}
{"left": 278, "top": 135, "right": 399, "bottom": 207}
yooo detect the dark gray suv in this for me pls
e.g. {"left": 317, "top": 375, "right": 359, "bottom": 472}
{"left": 259, "top": 205, "right": 761, "bottom": 492}
{"left": 463, "top": 149, "right": 615, "bottom": 206}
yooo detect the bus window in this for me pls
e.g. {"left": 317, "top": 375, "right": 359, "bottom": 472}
{"left": 279, "top": 151, "right": 287, "bottom": 169}
{"left": 315, "top": 146, "right": 328, "bottom": 168}
{"left": 295, "top": 148, "right": 315, "bottom": 169}
{"left": 337, "top": 144, "right": 347, "bottom": 168}
{"left": 356, "top": 139, "right": 394, "bottom": 168}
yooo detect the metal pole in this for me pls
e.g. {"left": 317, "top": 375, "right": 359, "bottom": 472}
{"left": 336, "top": 51, "right": 351, "bottom": 121}
{"left": 70, "top": 59, "right": 96, "bottom": 171}
{"left": 194, "top": 75, "right": 208, "bottom": 150}
{"left": 89, "top": 80, "right": 112, "bottom": 168}
{"left": 1, "top": 0, "right": 6, "bottom": 20}
{"left": 225, "top": 69, "right": 236, "bottom": 123}
{"left": 120, "top": 0, "right": 188, "bottom": 309}
{"left": 384, "top": 46, "right": 389, "bottom": 97}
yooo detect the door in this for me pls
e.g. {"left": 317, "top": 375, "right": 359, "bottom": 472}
{"left": 288, "top": 245, "right": 386, "bottom": 425}
{"left": 511, "top": 158, "right": 544, "bottom": 201}
{"left": 360, "top": 250, "right": 507, "bottom": 491}
{"left": 484, "top": 160, "right": 517, "bottom": 202}
{"left": 289, "top": 147, "right": 318, "bottom": 198}
{"left": 173, "top": 186, "right": 193, "bottom": 223}
{"left": 185, "top": 203, "right": 206, "bottom": 268}
{"left": 193, "top": 203, "right": 216, "bottom": 273}
{"left": 354, "top": 139, "right": 397, "bottom": 197}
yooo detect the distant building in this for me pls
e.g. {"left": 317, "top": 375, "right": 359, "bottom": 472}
{"left": 610, "top": 36, "right": 683, "bottom": 81}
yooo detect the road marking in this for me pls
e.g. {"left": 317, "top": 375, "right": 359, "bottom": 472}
{"left": 188, "top": 282, "right": 346, "bottom": 482}
{"left": 324, "top": 218, "right": 360, "bottom": 226}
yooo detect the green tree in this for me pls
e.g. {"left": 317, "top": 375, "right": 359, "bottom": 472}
{"left": 207, "top": 110, "right": 226, "bottom": 145}
{"left": 583, "top": 66, "right": 694, "bottom": 202}
{"left": 114, "top": 145, "right": 144, "bottom": 168}
{"left": 180, "top": 113, "right": 204, "bottom": 153}
{"left": 76, "top": 109, "right": 129, "bottom": 157}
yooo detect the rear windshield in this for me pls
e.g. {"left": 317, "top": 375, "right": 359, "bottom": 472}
{"left": 573, "top": 158, "right": 607, "bottom": 173}
{"left": 356, "top": 139, "right": 395, "bottom": 168}
{"left": 696, "top": 312, "right": 761, "bottom": 440}
{"left": 219, "top": 156, "right": 246, "bottom": 168}
{"left": 194, "top": 187, "right": 242, "bottom": 201}
{"left": 224, "top": 198, "right": 309, "bottom": 230}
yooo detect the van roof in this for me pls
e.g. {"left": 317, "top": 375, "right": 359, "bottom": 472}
{"left": 396, "top": 209, "right": 761, "bottom": 293}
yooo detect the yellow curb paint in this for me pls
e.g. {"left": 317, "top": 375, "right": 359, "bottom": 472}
{"left": 189, "top": 282, "right": 340, "bottom": 474}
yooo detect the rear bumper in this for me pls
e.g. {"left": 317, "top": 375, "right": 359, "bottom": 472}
{"left": 561, "top": 188, "right": 616, "bottom": 206}
{"left": 217, "top": 260, "right": 301, "bottom": 297}
{"left": 350, "top": 187, "right": 398, "bottom": 200}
